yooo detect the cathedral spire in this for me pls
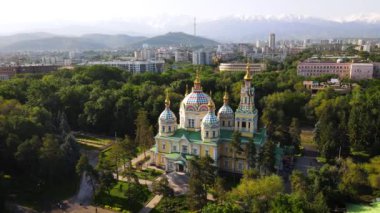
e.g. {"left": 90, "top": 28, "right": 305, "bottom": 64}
{"left": 223, "top": 87, "right": 229, "bottom": 104}
{"left": 193, "top": 68, "right": 202, "bottom": 90}
{"left": 185, "top": 84, "right": 189, "bottom": 96}
{"left": 244, "top": 62, "right": 252, "bottom": 81}
{"left": 208, "top": 91, "right": 214, "bottom": 110}
{"left": 165, "top": 91, "right": 170, "bottom": 108}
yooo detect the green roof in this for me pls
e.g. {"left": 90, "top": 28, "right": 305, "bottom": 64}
{"left": 165, "top": 153, "right": 181, "bottom": 160}
{"left": 165, "top": 152, "right": 195, "bottom": 161}
{"left": 171, "top": 129, "right": 202, "bottom": 142}
{"left": 150, "top": 146, "right": 157, "bottom": 152}
{"left": 156, "top": 128, "right": 267, "bottom": 146}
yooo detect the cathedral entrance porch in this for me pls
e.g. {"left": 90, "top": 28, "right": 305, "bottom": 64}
{"left": 174, "top": 161, "right": 185, "bottom": 172}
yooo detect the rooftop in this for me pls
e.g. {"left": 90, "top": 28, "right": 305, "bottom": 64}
{"left": 156, "top": 128, "right": 267, "bottom": 146}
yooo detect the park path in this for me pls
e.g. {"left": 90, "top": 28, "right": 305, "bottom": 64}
{"left": 294, "top": 143, "right": 320, "bottom": 175}
{"left": 138, "top": 195, "right": 163, "bottom": 213}
{"left": 132, "top": 152, "right": 148, "bottom": 166}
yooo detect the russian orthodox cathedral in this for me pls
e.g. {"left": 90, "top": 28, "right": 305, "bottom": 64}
{"left": 150, "top": 64, "right": 282, "bottom": 173}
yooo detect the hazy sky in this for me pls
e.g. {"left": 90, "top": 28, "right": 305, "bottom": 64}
{"left": 0, "top": 0, "right": 379, "bottom": 35}
{"left": 1, "top": 0, "right": 379, "bottom": 23}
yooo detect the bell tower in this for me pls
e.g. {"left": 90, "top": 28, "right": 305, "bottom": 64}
{"left": 234, "top": 63, "right": 258, "bottom": 137}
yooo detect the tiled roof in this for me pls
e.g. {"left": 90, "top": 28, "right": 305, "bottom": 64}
{"left": 218, "top": 104, "right": 234, "bottom": 116}
{"left": 185, "top": 90, "right": 210, "bottom": 105}
{"left": 159, "top": 107, "right": 176, "bottom": 123}
{"left": 202, "top": 111, "right": 219, "bottom": 128}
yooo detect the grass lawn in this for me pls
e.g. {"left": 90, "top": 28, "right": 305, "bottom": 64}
{"left": 347, "top": 202, "right": 380, "bottom": 213}
{"left": 75, "top": 133, "right": 113, "bottom": 148}
{"left": 78, "top": 143, "right": 102, "bottom": 151}
{"left": 152, "top": 195, "right": 188, "bottom": 213}
{"left": 135, "top": 168, "right": 163, "bottom": 181}
{"left": 95, "top": 181, "right": 153, "bottom": 213}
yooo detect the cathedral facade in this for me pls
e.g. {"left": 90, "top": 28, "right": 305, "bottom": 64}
{"left": 150, "top": 64, "right": 280, "bottom": 173}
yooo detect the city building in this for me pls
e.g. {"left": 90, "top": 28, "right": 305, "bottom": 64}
{"left": 297, "top": 60, "right": 374, "bottom": 80}
{"left": 373, "top": 62, "right": 380, "bottom": 78}
{"left": 219, "top": 63, "right": 266, "bottom": 74}
{"left": 350, "top": 63, "right": 374, "bottom": 80}
{"left": 0, "top": 65, "right": 60, "bottom": 80}
{"left": 86, "top": 60, "right": 165, "bottom": 73}
{"left": 150, "top": 65, "right": 283, "bottom": 174}
{"left": 174, "top": 49, "right": 191, "bottom": 62}
{"left": 269, "top": 33, "right": 276, "bottom": 50}
{"left": 192, "top": 50, "right": 213, "bottom": 65}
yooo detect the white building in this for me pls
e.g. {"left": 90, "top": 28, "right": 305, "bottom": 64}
{"left": 297, "top": 61, "right": 374, "bottom": 80}
{"left": 350, "top": 63, "right": 374, "bottom": 80}
{"left": 87, "top": 60, "right": 165, "bottom": 73}
{"left": 192, "top": 50, "right": 213, "bottom": 65}
{"left": 219, "top": 63, "right": 266, "bottom": 74}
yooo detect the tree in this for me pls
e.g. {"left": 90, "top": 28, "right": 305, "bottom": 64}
{"left": 338, "top": 158, "right": 369, "bottom": 199}
{"left": 107, "top": 135, "right": 137, "bottom": 179}
{"left": 76, "top": 154, "right": 90, "bottom": 176}
{"left": 358, "top": 51, "right": 370, "bottom": 60}
{"left": 58, "top": 111, "right": 71, "bottom": 138}
{"left": 364, "top": 156, "right": 380, "bottom": 191}
{"left": 187, "top": 156, "right": 216, "bottom": 211}
{"left": 229, "top": 175, "right": 284, "bottom": 212}
{"left": 289, "top": 118, "right": 301, "bottom": 153}
{"left": 348, "top": 85, "right": 380, "bottom": 156}
{"left": 290, "top": 170, "right": 308, "bottom": 196}
{"left": 212, "top": 177, "right": 226, "bottom": 204}
{"left": 201, "top": 202, "right": 241, "bottom": 213}
{"left": 259, "top": 140, "right": 276, "bottom": 175}
{"left": 98, "top": 171, "right": 116, "bottom": 195}
{"left": 270, "top": 193, "right": 305, "bottom": 213}
{"left": 231, "top": 131, "right": 242, "bottom": 173}
{"left": 39, "top": 134, "right": 64, "bottom": 183}
{"left": 246, "top": 138, "right": 257, "bottom": 169}
{"left": 15, "top": 136, "right": 41, "bottom": 174}
{"left": 152, "top": 176, "right": 174, "bottom": 197}
{"left": 135, "top": 110, "right": 155, "bottom": 159}
{"left": 314, "top": 97, "right": 350, "bottom": 159}
{"left": 61, "top": 133, "right": 80, "bottom": 174}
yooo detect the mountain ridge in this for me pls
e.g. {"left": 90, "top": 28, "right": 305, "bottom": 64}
{"left": 0, "top": 32, "right": 219, "bottom": 52}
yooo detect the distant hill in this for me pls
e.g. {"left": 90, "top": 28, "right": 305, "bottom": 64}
{"left": 81, "top": 34, "right": 147, "bottom": 48}
{"left": 0, "top": 32, "right": 218, "bottom": 52}
{"left": 129, "top": 32, "right": 219, "bottom": 48}
{"left": 0, "top": 37, "right": 107, "bottom": 52}
{"left": 0, "top": 32, "right": 55, "bottom": 48}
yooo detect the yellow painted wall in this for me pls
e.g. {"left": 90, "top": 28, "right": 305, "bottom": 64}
{"left": 156, "top": 153, "right": 165, "bottom": 167}
{"left": 157, "top": 140, "right": 171, "bottom": 153}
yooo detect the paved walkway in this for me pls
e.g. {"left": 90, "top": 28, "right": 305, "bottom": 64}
{"left": 132, "top": 152, "right": 148, "bottom": 166}
{"left": 295, "top": 143, "right": 320, "bottom": 175}
{"left": 166, "top": 172, "right": 189, "bottom": 195}
{"left": 138, "top": 195, "right": 163, "bottom": 213}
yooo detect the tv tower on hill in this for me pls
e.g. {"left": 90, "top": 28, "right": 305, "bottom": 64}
{"left": 194, "top": 17, "right": 196, "bottom": 36}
